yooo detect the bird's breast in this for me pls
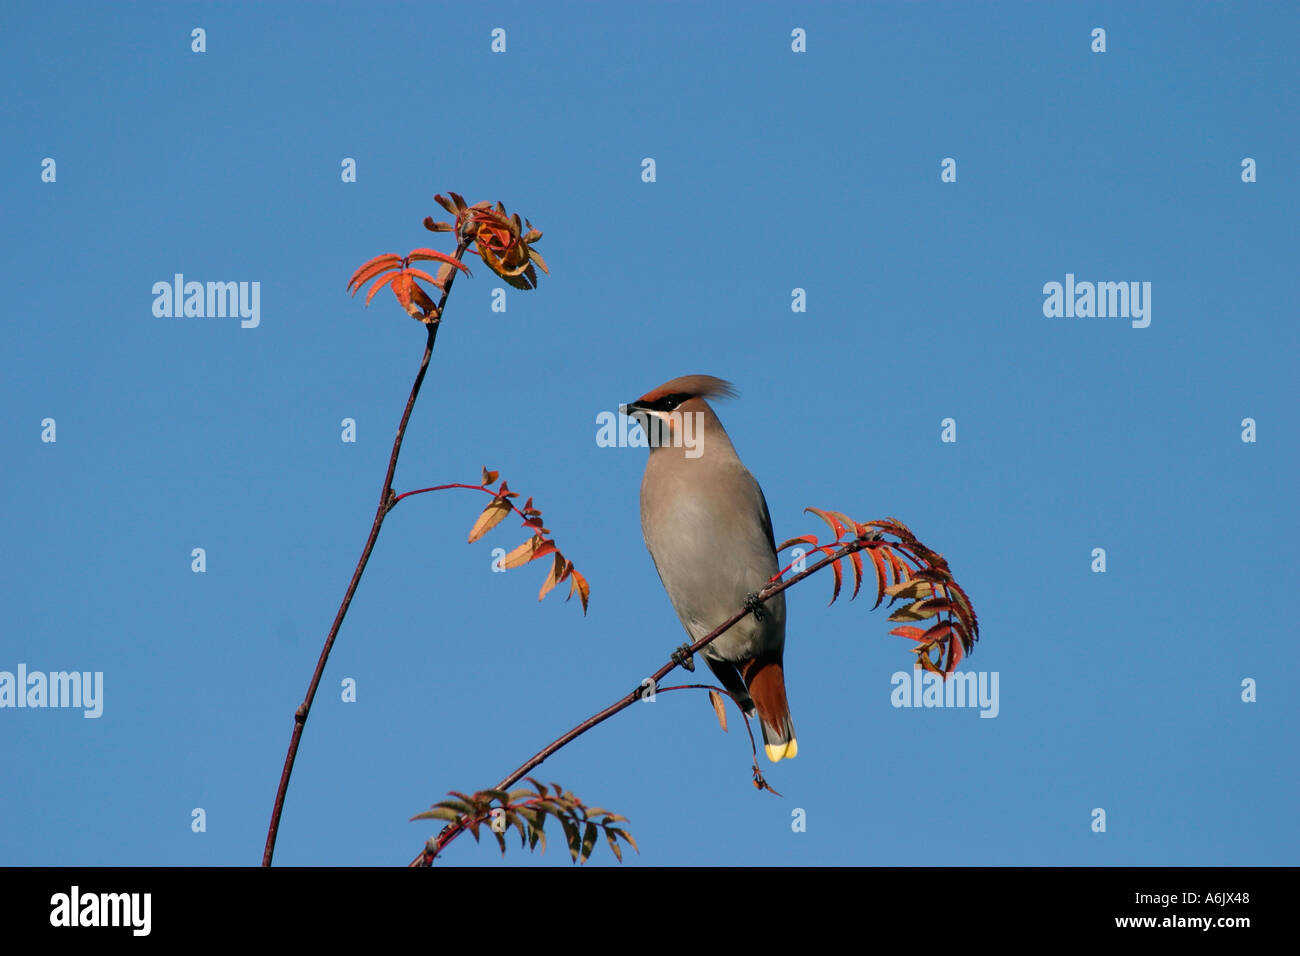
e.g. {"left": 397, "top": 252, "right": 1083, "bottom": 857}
{"left": 640, "top": 462, "right": 785, "bottom": 661}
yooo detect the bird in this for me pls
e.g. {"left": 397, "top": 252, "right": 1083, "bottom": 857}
{"left": 622, "top": 374, "right": 796, "bottom": 762}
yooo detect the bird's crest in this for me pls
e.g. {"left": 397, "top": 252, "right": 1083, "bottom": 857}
{"left": 638, "top": 374, "right": 737, "bottom": 403}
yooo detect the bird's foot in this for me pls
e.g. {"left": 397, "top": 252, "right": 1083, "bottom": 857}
{"left": 671, "top": 643, "right": 695, "bottom": 672}
{"left": 744, "top": 591, "right": 767, "bottom": 623}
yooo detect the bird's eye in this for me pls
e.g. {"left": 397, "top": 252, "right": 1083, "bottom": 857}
{"left": 663, "top": 397, "right": 679, "bottom": 410}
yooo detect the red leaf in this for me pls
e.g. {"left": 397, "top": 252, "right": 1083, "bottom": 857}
{"left": 867, "top": 547, "right": 889, "bottom": 609}
{"left": 347, "top": 254, "right": 401, "bottom": 293}
{"left": 884, "top": 549, "right": 910, "bottom": 586}
{"left": 827, "top": 557, "right": 843, "bottom": 606}
{"left": 403, "top": 267, "right": 438, "bottom": 285}
{"left": 407, "top": 248, "right": 471, "bottom": 272}
{"left": 828, "top": 510, "right": 856, "bottom": 537}
{"left": 923, "top": 621, "right": 955, "bottom": 646}
{"left": 805, "top": 507, "right": 846, "bottom": 540}
{"left": 364, "top": 270, "right": 401, "bottom": 306}
{"left": 390, "top": 272, "right": 415, "bottom": 311}
{"left": 848, "top": 549, "right": 864, "bottom": 600}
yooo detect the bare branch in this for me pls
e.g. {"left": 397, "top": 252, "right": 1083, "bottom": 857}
{"left": 409, "top": 535, "right": 876, "bottom": 866}
{"left": 262, "top": 239, "right": 470, "bottom": 867}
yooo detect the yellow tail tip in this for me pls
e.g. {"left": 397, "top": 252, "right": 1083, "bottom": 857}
{"left": 765, "top": 738, "right": 798, "bottom": 762}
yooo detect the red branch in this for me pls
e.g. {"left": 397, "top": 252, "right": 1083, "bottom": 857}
{"left": 392, "top": 483, "right": 531, "bottom": 527}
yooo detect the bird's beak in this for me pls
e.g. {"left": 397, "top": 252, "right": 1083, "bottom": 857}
{"left": 619, "top": 401, "right": 644, "bottom": 417}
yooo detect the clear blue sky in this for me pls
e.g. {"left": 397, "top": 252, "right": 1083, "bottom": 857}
{"left": 2, "top": 1, "right": 1295, "bottom": 866}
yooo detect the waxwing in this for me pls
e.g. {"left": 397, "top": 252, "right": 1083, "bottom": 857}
{"left": 622, "top": 375, "right": 796, "bottom": 762}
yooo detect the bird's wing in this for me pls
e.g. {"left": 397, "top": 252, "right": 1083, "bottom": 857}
{"left": 755, "top": 480, "right": 778, "bottom": 558}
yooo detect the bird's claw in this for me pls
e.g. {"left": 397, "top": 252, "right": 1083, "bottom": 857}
{"left": 744, "top": 591, "right": 767, "bottom": 622}
{"left": 672, "top": 643, "right": 695, "bottom": 672}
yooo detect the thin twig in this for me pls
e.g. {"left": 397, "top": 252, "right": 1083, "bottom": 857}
{"left": 410, "top": 535, "right": 880, "bottom": 866}
{"left": 262, "top": 240, "right": 470, "bottom": 866}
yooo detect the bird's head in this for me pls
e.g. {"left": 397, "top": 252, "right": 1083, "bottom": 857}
{"left": 620, "top": 374, "right": 737, "bottom": 460}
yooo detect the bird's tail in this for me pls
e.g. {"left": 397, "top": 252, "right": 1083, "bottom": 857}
{"left": 744, "top": 659, "right": 797, "bottom": 762}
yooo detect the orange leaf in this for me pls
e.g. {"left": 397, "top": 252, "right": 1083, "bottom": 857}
{"left": 431, "top": 263, "right": 460, "bottom": 288}
{"left": 468, "top": 496, "right": 512, "bottom": 543}
{"left": 889, "top": 626, "right": 928, "bottom": 642}
{"left": 827, "top": 556, "right": 843, "bottom": 606}
{"left": 390, "top": 272, "right": 416, "bottom": 312}
{"left": 921, "top": 623, "right": 962, "bottom": 674}
{"left": 502, "top": 535, "right": 546, "bottom": 569}
{"left": 347, "top": 254, "right": 401, "bottom": 293}
{"left": 776, "top": 534, "right": 818, "bottom": 552}
{"left": 708, "top": 691, "right": 728, "bottom": 732}
{"left": 884, "top": 578, "right": 935, "bottom": 603}
{"left": 914, "top": 598, "right": 956, "bottom": 618}
{"left": 403, "top": 267, "right": 438, "bottom": 285}
{"left": 481, "top": 467, "right": 499, "bottom": 486}
{"left": 916, "top": 646, "right": 944, "bottom": 675}
{"left": 407, "top": 248, "right": 470, "bottom": 272}
{"left": 567, "top": 568, "right": 590, "bottom": 613}
{"left": 364, "top": 269, "right": 401, "bottom": 306}
{"left": 538, "top": 552, "right": 566, "bottom": 601}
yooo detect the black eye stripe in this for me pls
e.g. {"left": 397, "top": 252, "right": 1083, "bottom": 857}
{"left": 643, "top": 392, "right": 692, "bottom": 412}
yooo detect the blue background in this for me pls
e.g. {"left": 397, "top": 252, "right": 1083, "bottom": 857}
{"left": 1, "top": 1, "right": 1295, "bottom": 866}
